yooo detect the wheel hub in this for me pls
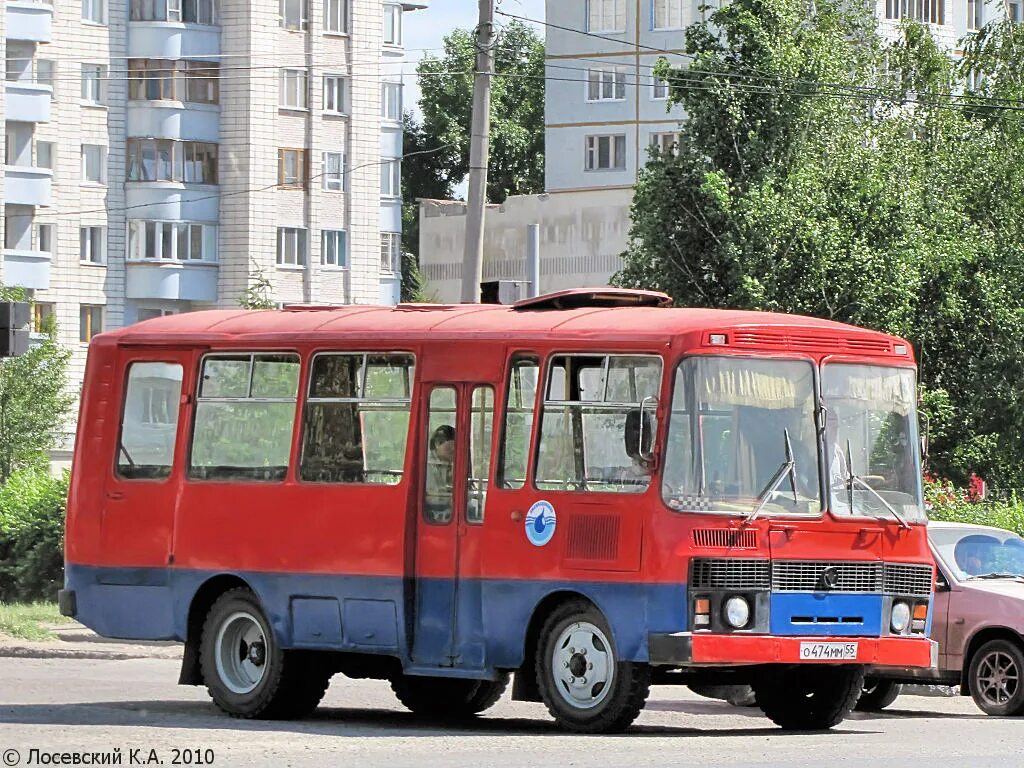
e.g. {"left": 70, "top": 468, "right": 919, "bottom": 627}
{"left": 551, "top": 621, "right": 614, "bottom": 710}
{"left": 214, "top": 611, "right": 270, "bottom": 695}
{"left": 247, "top": 641, "right": 266, "bottom": 666}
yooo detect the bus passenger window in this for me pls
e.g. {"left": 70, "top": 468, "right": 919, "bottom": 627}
{"left": 424, "top": 387, "right": 457, "bottom": 523}
{"left": 117, "top": 362, "right": 183, "bottom": 480}
{"left": 498, "top": 356, "right": 539, "bottom": 489}
{"left": 468, "top": 386, "right": 495, "bottom": 523}
{"left": 536, "top": 355, "right": 662, "bottom": 493}
{"left": 300, "top": 353, "right": 415, "bottom": 484}
{"left": 189, "top": 353, "right": 299, "bottom": 481}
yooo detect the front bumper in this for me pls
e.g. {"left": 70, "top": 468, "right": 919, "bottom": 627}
{"left": 650, "top": 632, "right": 937, "bottom": 669}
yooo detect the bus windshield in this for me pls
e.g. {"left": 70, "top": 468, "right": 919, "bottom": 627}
{"left": 822, "top": 364, "right": 925, "bottom": 523}
{"left": 662, "top": 357, "right": 821, "bottom": 516}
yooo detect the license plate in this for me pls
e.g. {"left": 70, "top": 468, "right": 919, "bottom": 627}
{"left": 799, "top": 642, "right": 859, "bottom": 661}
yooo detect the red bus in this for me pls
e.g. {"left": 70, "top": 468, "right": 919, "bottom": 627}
{"left": 61, "top": 288, "right": 936, "bottom": 733}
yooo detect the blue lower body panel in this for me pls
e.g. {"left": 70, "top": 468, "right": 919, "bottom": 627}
{"left": 770, "top": 592, "right": 884, "bottom": 636}
{"left": 65, "top": 564, "right": 688, "bottom": 674}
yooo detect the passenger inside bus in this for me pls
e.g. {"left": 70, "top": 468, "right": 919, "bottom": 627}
{"left": 425, "top": 424, "right": 455, "bottom": 522}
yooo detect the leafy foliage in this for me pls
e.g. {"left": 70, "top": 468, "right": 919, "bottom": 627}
{"left": 0, "top": 294, "right": 73, "bottom": 483}
{"left": 616, "top": 0, "right": 1024, "bottom": 486}
{"left": 0, "top": 468, "right": 68, "bottom": 603}
{"left": 238, "top": 262, "right": 275, "bottom": 310}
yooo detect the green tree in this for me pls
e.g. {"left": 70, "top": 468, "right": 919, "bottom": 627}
{"left": 238, "top": 262, "right": 275, "bottom": 310}
{"left": 616, "top": 0, "right": 1024, "bottom": 486}
{"left": 0, "top": 288, "right": 73, "bottom": 482}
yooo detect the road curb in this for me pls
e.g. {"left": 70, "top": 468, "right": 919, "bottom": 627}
{"left": 0, "top": 645, "right": 152, "bottom": 661}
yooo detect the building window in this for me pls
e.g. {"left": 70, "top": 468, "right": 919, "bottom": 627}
{"left": 585, "top": 134, "right": 627, "bottom": 171}
{"left": 80, "top": 305, "right": 104, "bottom": 343}
{"left": 322, "top": 151, "right": 345, "bottom": 191}
{"left": 277, "top": 227, "right": 307, "bottom": 266}
{"left": 587, "top": 68, "right": 626, "bottom": 101}
{"left": 380, "top": 158, "right": 400, "bottom": 198}
{"left": 130, "top": 0, "right": 217, "bottom": 24}
{"left": 383, "top": 3, "right": 402, "bottom": 45}
{"left": 382, "top": 82, "right": 402, "bottom": 122}
{"left": 380, "top": 232, "right": 401, "bottom": 273}
{"left": 32, "top": 302, "right": 55, "bottom": 333}
{"left": 80, "top": 226, "right": 106, "bottom": 264}
{"left": 35, "top": 141, "right": 54, "bottom": 170}
{"left": 886, "top": 0, "right": 944, "bottom": 23}
{"left": 36, "top": 60, "right": 55, "bottom": 94}
{"left": 81, "top": 144, "right": 107, "bottom": 184}
{"left": 278, "top": 148, "right": 307, "bottom": 189}
{"left": 323, "top": 75, "right": 347, "bottom": 113}
{"left": 128, "top": 60, "right": 219, "bottom": 104}
{"left": 36, "top": 224, "right": 55, "bottom": 254}
{"left": 650, "top": 131, "right": 679, "bottom": 156}
{"left": 81, "top": 64, "right": 105, "bottom": 104}
{"left": 322, "top": 230, "right": 347, "bottom": 267}
{"left": 652, "top": 0, "right": 683, "bottom": 29}
{"left": 324, "top": 0, "right": 347, "bottom": 33}
{"left": 280, "top": 68, "right": 308, "bottom": 109}
{"left": 280, "top": 0, "right": 307, "bottom": 30}
{"left": 82, "top": 0, "right": 105, "bottom": 24}
{"left": 652, "top": 75, "right": 669, "bottom": 100}
{"left": 966, "top": 0, "right": 981, "bottom": 28}
{"left": 587, "top": 0, "right": 625, "bottom": 32}
{"left": 127, "top": 139, "right": 218, "bottom": 184}
{"left": 128, "top": 220, "right": 217, "bottom": 262}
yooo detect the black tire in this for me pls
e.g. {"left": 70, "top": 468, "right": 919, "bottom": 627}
{"left": 752, "top": 665, "right": 865, "bottom": 730}
{"left": 855, "top": 678, "right": 902, "bottom": 712}
{"left": 199, "top": 587, "right": 331, "bottom": 719}
{"left": 534, "top": 600, "right": 651, "bottom": 733}
{"left": 967, "top": 639, "right": 1024, "bottom": 716}
{"left": 390, "top": 673, "right": 510, "bottom": 717}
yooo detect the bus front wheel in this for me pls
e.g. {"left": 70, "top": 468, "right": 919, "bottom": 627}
{"left": 390, "top": 673, "right": 509, "bottom": 718}
{"left": 753, "top": 665, "right": 864, "bottom": 730}
{"left": 199, "top": 587, "right": 331, "bottom": 719}
{"left": 534, "top": 600, "right": 650, "bottom": 733}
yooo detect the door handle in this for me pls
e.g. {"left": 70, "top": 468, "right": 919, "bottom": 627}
{"left": 953, "top": 618, "right": 965, "bottom": 625}
{"left": 107, "top": 491, "right": 125, "bottom": 501}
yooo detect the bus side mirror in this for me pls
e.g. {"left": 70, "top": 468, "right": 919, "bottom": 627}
{"left": 625, "top": 399, "right": 657, "bottom": 463}
{"left": 919, "top": 411, "right": 930, "bottom": 464}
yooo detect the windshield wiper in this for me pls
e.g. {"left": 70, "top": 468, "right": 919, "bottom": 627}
{"left": 966, "top": 572, "right": 1024, "bottom": 581}
{"left": 745, "top": 429, "right": 798, "bottom": 524}
{"left": 843, "top": 439, "right": 910, "bottom": 529}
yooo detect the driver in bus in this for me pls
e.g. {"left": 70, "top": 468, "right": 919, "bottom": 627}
{"left": 425, "top": 425, "right": 455, "bottom": 523}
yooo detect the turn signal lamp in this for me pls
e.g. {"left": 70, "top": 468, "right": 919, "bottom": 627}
{"left": 709, "top": 334, "right": 727, "bottom": 346}
{"left": 694, "top": 597, "right": 711, "bottom": 628}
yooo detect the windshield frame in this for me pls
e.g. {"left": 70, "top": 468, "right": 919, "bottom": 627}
{"left": 660, "top": 352, "right": 826, "bottom": 519}
{"left": 819, "top": 359, "right": 926, "bottom": 525}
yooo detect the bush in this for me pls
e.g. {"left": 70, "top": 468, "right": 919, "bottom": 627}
{"left": 0, "top": 467, "right": 68, "bottom": 603}
{"left": 925, "top": 477, "right": 1024, "bottom": 537}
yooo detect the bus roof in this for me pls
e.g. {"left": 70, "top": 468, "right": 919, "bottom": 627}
{"left": 102, "top": 289, "right": 912, "bottom": 359}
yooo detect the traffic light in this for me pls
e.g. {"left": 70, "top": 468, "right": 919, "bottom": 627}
{"left": 0, "top": 302, "right": 30, "bottom": 358}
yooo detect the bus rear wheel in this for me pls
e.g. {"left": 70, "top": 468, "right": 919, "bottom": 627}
{"left": 752, "top": 665, "right": 864, "bottom": 730}
{"left": 390, "top": 673, "right": 509, "bottom": 718}
{"left": 200, "top": 587, "right": 331, "bottom": 719}
{"left": 535, "top": 600, "right": 650, "bottom": 733}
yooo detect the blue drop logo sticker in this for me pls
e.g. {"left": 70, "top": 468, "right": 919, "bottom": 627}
{"left": 525, "top": 500, "right": 556, "bottom": 547}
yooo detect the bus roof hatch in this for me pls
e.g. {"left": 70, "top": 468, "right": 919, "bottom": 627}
{"left": 512, "top": 288, "right": 673, "bottom": 311}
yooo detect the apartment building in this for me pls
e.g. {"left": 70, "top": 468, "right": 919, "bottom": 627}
{"left": 0, "top": 0, "right": 426, "bottom": 453}
{"left": 545, "top": 0, "right": 1017, "bottom": 193}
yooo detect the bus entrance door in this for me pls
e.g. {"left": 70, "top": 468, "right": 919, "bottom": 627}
{"left": 411, "top": 383, "right": 480, "bottom": 668}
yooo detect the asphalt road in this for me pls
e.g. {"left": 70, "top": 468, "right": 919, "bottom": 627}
{"left": 0, "top": 656, "right": 1022, "bottom": 768}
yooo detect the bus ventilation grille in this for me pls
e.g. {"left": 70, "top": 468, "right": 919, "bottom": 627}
{"left": 566, "top": 514, "right": 620, "bottom": 560}
{"left": 692, "top": 528, "right": 757, "bottom": 549}
{"left": 731, "top": 331, "right": 891, "bottom": 354}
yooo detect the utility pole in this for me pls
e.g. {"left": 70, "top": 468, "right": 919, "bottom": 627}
{"left": 460, "top": 0, "right": 495, "bottom": 303}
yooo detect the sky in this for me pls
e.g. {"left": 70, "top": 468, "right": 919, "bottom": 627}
{"left": 402, "top": 0, "right": 547, "bottom": 118}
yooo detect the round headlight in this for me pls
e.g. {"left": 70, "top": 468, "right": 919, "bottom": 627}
{"left": 724, "top": 596, "right": 750, "bottom": 629}
{"left": 891, "top": 601, "right": 911, "bottom": 633}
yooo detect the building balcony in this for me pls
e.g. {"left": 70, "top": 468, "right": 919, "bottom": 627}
{"left": 3, "top": 165, "right": 52, "bottom": 206}
{"left": 128, "top": 22, "right": 220, "bottom": 59}
{"left": 125, "top": 183, "right": 220, "bottom": 222}
{"left": 4, "top": 81, "right": 52, "bottom": 123}
{"left": 2, "top": 249, "right": 50, "bottom": 290}
{"left": 126, "top": 260, "right": 218, "bottom": 302}
{"left": 6, "top": 1, "right": 53, "bottom": 44}
{"left": 127, "top": 102, "right": 220, "bottom": 144}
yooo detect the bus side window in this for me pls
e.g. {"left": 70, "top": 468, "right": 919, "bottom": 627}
{"left": 497, "top": 356, "right": 539, "bottom": 490}
{"left": 467, "top": 385, "right": 495, "bottom": 523}
{"left": 117, "top": 362, "right": 184, "bottom": 480}
{"left": 189, "top": 353, "right": 300, "bottom": 482}
{"left": 300, "top": 352, "right": 415, "bottom": 484}
{"left": 536, "top": 354, "right": 663, "bottom": 493}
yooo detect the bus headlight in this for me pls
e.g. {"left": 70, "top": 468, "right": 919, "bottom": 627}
{"left": 890, "top": 601, "right": 911, "bottom": 633}
{"left": 724, "top": 596, "right": 750, "bottom": 629}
